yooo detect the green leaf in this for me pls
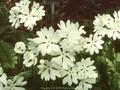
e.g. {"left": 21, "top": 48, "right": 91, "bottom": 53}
{"left": 112, "top": 72, "right": 120, "bottom": 90}
{"left": 116, "top": 53, "right": 120, "bottom": 62}
{"left": 18, "top": 70, "right": 32, "bottom": 80}
{"left": 106, "top": 58, "right": 116, "bottom": 72}
{"left": 0, "top": 41, "right": 18, "bottom": 69}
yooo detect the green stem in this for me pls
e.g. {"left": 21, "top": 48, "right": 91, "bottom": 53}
{"left": 50, "top": 0, "right": 55, "bottom": 26}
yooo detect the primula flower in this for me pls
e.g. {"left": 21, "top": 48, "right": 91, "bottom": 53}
{"left": 0, "top": 66, "right": 27, "bottom": 90}
{"left": 75, "top": 58, "right": 97, "bottom": 90}
{"left": 9, "top": 9, "right": 21, "bottom": 29}
{"left": 84, "top": 34, "right": 104, "bottom": 55}
{"left": 14, "top": 42, "right": 26, "bottom": 54}
{"left": 76, "top": 58, "right": 98, "bottom": 79}
{"left": 28, "top": 27, "right": 61, "bottom": 56}
{"left": 75, "top": 78, "right": 97, "bottom": 90}
{"left": 5, "top": 76, "right": 27, "bottom": 90}
{"left": 61, "top": 57, "right": 97, "bottom": 89}
{"left": 51, "top": 41, "right": 75, "bottom": 69}
{"left": 57, "top": 20, "right": 86, "bottom": 47}
{"left": 23, "top": 51, "right": 38, "bottom": 67}
{"left": 62, "top": 66, "right": 79, "bottom": 86}
{"left": 107, "top": 11, "right": 120, "bottom": 40}
{"left": 94, "top": 10, "right": 120, "bottom": 40}
{"left": 93, "top": 14, "right": 113, "bottom": 37}
{"left": 9, "top": 0, "right": 45, "bottom": 30}
{"left": 37, "top": 60, "right": 61, "bottom": 81}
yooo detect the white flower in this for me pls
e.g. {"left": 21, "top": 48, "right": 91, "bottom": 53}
{"left": 75, "top": 78, "right": 96, "bottom": 90}
{"left": 75, "top": 58, "right": 98, "bottom": 90}
{"left": 51, "top": 53, "right": 75, "bottom": 69}
{"left": 0, "top": 67, "right": 27, "bottom": 90}
{"left": 107, "top": 11, "right": 120, "bottom": 40}
{"left": 62, "top": 66, "right": 79, "bottom": 86}
{"left": 37, "top": 60, "right": 61, "bottom": 81}
{"left": 51, "top": 41, "right": 75, "bottom": 69}
{"left": 28, "top": 27, "right": 61, "bottom": 56}
{"left": 61, "top": 57, "right": 97, "bottom": 88}
{"left": 9, "top": 0, "right": 45, "bottom": 30}
{"left": 93, "top": 11, "right": 120, "bottom": 40}
{"left": 9, "top": 9, "right": 21, "bottom": 29}
{"left": 84, "top": 34, "right": 104, "bottom": 55}
{"left": 72, "top": 37, "right": 86, "bottom": 53}
{"left": 57, "top": 20, "right": 86, "bottom": 48}
{"left": 30, "top": 2, "right": 45, "bottom": 20}
{"left": 93, "top": 14, "right": 113, "bottom": 37}
{"left": 23, "top": 51, "right": 37, "bottom": 67}
{"left": 5, "top": 76, "right": 27, "bottom": 90}
{"left": 76, "top": 58, "right": 98, "bottom": 79}
{"left": 9, "top": 0, "right": 30, "bottom": 29}
{"left": 18, "top": 2, "right": 45, "bottom": 30}
{"left": 14, "top": 42, "right": 26, "bottom": 54}
{"left": 0, "top": 67, "right": 7, "bottom": 87}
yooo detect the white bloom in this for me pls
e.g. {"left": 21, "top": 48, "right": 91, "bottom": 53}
{"left": 5, "top": 76, "right": 27, "bottom": 90}
{"left": 72, "top": 37, "right": 86, "bottom": 53}
{"left": 18, "top": 2, "right": 45, "bottom": 30}
{"left": 51, "top": 41, "right": 75, "bottom": 69}
{"left": 57, "top": 20, "right": 86, "bottom": 47}
{"left": 37, "top": 60, "right": 61, "bottom": 81}
{"left": 28, "top": 27, "right": 61, "bottom": 56}
{"left": 61, "top": 57, "right": 97, "bottom": 88}
{"left": 9, "top": 0, "right": 45, "bottom": 30}
{"left": 84, "top": 34, "right": 104, "bottom": 55}
{"left": 9, "top": 0, "right": 30, "bottom": 29}
{"left": 93, "top": 14, "right": 113, "bottom": 37}
{"left": 51, "top": 53, "right": 75, "bottom": 69}
{"left": 75, "top": 78, "right": 96, "bottom": 90}
{"left": 76, "top": 58, "right": 98, "bottom": 79}
{"left": 0, "top": 67, "right": 7, "bottom": 87}
{"left": 14, "top": 42, "right": 26, "bottom": 54}
{"left": 0, "top": 67, "right": 27, "bottom": 90}
{"left": 23, "top": 51, "right": 37, "bottom": 67}
{"left": 9, "top": 9, "right": 21, "bottom": 29}
{"left": 62, "top": 66, "right": 79, "bottom": 86}
{"left": 75, "top": 58, "right": 98, "bottom": 90}
{"left": 107, "top": 11, "right": 120, "bottom": 40}
{"left": 94, "top": 11, "right": 120, "bottom": 40}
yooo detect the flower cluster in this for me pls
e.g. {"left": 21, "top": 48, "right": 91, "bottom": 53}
{"left": 14, "top": 20, "right": 98, "bottom": 90}
{"left": 0, "top": 66, "right": 27, "bottom": 90}
{"left": 7, "top": 0, "right": 120, "bottom": 89}
{"left": 93, "top": 10, "right": 120, "bottom": 40}
{"left": 9, "top": 0, "right": 45, "bottom": 30}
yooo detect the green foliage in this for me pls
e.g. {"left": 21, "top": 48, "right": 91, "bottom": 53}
{"left": 18, "top": 70, "right": 32, "bottom": 80}
{"left": 111, "top": 72, "right": 120, "bottom": 90}
{"left": 116, "top": 53, "right": 120, "bottom": 62}
{"left": 0, "top": 41, "right": 18, "bottom": 69}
